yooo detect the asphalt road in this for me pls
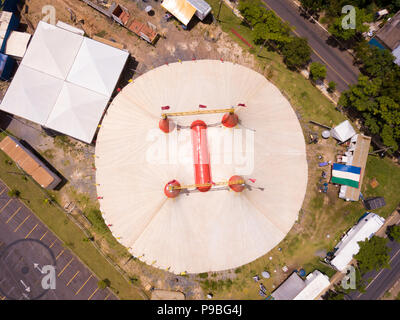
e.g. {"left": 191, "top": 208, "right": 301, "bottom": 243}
{"left": 348, "top": 238, "right": 400, "bottom": 300}
{"left": 0, "top": 181, "right": 117, "bottom": 300}
{"left": 262, "top": 0, "right": 360, "bottom": 92}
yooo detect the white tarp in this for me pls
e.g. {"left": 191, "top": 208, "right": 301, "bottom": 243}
{"left": 330, "top": 120, "right": 356, "bottom": 143}
{"left": 46, "top": 82, "right": 110, "bottom": 143}
{"left": 21, "top": 21, "right": 83, "bottom": 79}
{"left": 0, "top": 65, "right": 63, "bottom": 124}
{"left": 67, "top": 38, "right": 129, "bottom": 97}
{"left": 330, "top": 213, "right": 385, "bottom": 271}
{"left": 0, "top": 21, "right": 129, "bottom": 143}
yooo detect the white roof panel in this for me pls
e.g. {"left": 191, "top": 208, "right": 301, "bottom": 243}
{"left": 330, "top": 213, "right": 385, "bottom": 271}
{"left": 66, "top": 37, "right": 129, "bottom": 97}
{"left": 294, "top": 271, "right": 330, "bottom": 300}
{"left": 0, "top": 65, "right": 63, "bottom": 124}
{"left": 21, "top": 21, "right": 83, "bottom": 80}
{"left": 45, "top": 82, "right": 109, "bottom": 143}
{"left": 5, "top": 31, "right": 31, "bottom": 58}
{"left": 330, "top": 120, "right": 356, "bottom": 143}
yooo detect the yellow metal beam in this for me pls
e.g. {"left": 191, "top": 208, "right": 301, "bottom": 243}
{"left": 162, "top": 108, "right": 235, "bottom": 118}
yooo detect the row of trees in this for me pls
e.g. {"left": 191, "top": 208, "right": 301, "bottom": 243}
{"left": 238, "top": 0, "right": 312, "bottom": 70}
{"left": 298, "top": 0, "right": 400, "bottom": 151}
{"left": 339, "top": 45, "right": 400, "bottom": 151}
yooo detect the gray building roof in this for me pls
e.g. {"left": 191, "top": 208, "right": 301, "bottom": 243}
{"left": 376, "top": 11, "right": 400, "bottom": 50}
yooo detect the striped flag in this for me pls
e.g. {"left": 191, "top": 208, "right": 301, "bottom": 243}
{"left": 331, "top": 163, "right": 361, "bottom": 188}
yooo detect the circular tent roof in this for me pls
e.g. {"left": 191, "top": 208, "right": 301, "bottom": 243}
{"left": 95, "top": 60, "right": 308, "bottom": 274}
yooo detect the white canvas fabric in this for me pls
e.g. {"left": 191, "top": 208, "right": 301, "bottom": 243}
{"left": 45, "top": 82, "right": 109, "bottom": 142}
{"left": 21, "top": 21, "right": 83, "bottom": 80}
{"left": 66, "top": 38, "right": 129, "bottom": 97}
{"left": 0, "top": 21, "right": 129, "bottom": 143}
{"left": 95, "top": 60, "right": 308, "bottom": 273}
{"left": 0, "top": 65, "right": 63, "bottom": 124}
{"left": 330, "top": 120, "right": 356, "bottom": 143}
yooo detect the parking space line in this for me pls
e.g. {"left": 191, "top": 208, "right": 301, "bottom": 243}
{"left": 14, "top": 215, "right": 30, "bottom": 232}
{"left": 24, "top": 223, "right": 38, "bottom": 239}
{"left": 58, "top": 258, "right": 74, "bottom": 277}
{"left": 0, "top": 199, "right": 12, "bottom": 214}
{"left": 104, "top": 293, "right": 111, "bottom": 300}
{"left": 6, "top": 207, "right": 21, "bottom": 224}
{"left": 56, "top": 249, "right": 65, "bottom": 260}
{"left": 87, "top": 287, "right": 99, "bottom": 300}
{"left": 39, "top": 231, "right": 48, "bottom": 241}
{"left": 49, "top": 239, "right": 57, "bottom": 248}
{"left": 75, "top": 275, "right": 93, "bottom": 296}
{"left": 0, "top": 188, "right": 5, "bottom": 196}
{"left": 66, "top": 271, "right": 80, "bottom": 287}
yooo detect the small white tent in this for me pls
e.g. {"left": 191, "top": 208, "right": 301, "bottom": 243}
{"left": 330, "top": 120, "right": 356, "bottom": 143}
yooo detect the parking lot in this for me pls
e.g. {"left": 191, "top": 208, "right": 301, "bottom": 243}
{"left": 0, "top": 180, "right": 117, "bottom": 300}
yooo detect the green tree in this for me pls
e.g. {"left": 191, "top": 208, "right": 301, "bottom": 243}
{"left": 281, "top": 37, "right": 311, "bottom": 69}
{"left": 309, "top": 62, "right": 327, "bottom": 81}
{"left": 328, "top": 81, "right": 337, "bottom": 92}
{"left": 300, "top": 0, "right": 325, "bottom": 14}
{"left": 98, "top": 279, "right": 111, "bottom": 289}
{"left": 388, "top": 225, "right": 400, "bottom": 243}
{"left": 354, "top": 236, "right": 391, "bottom": 275}
{"left": 8, "top": 189, "right": 21, "bottom": 198}
{"left": 328, "top": 8, "right": 372, "bottom": 41}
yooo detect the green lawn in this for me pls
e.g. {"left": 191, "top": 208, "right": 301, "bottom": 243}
{"left": 0, "top": 131, "right": 145, "bottom": 300}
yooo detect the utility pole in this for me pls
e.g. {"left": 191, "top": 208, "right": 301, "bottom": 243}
{"left": 216, "top": 0, "right": 223, "bottom": 22}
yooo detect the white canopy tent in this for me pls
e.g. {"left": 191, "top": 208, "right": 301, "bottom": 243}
{"left": 0, "top": 21, "right": 129, "bottom": 143}
{"left": 330, "top": 120, "right": 356, "bottom": 143}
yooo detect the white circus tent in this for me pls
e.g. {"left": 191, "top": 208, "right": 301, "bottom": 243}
{"left": 0, "top": 21, "right": 129, "bottom": 143}
{"left": 95, "top": 60, "right": 308, "bottom": 274}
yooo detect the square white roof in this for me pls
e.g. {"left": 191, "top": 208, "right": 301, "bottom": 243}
{"left": 0, "top": 21, "right": 129, "bottom": 143}
{"left": 21, "top": 21, "right": 83, "bottom": 80}
{"left": 66, "top": 37, "right": 129, "bottom": 96}
{"left": 0, "top": 65, "right": 63, "bottom": 124}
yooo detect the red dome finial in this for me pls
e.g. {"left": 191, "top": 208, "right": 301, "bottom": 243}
{"left": 159, "top": 116, "right": 175, "bottom": 133}
{"left": 164, "top": 180, "right": 181, "bottom": 198}
{"left": 228, "top": 175, "right": 245, "bottom": 192}
{"left": 222, "top": 112, "right": 239, "bottom": 128}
